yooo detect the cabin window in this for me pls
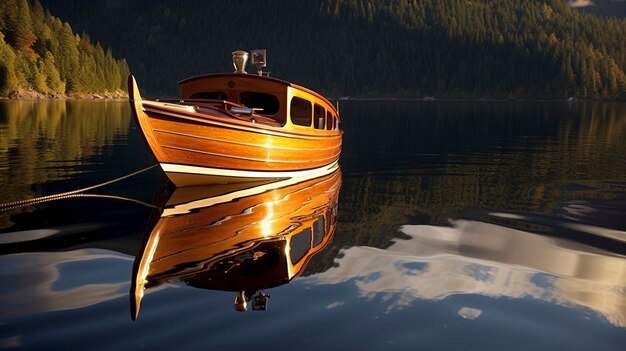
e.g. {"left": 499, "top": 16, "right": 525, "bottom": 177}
{"left": 290, "top": 97, "right": 312, "bottom": 127}
{"left": 289, "top": 228, "right": 312, "bottom": 264}
{"left": 189, "top": 91, "right": 228, "bottom": 100}
{"left": 313, "top": 216, "right": 325, "bottom": 247}
{"left": 240, "top": 92, "right": 280, "bottom": 116}
{"left": 326, "top": 111, "right": 333, "bottom": 130}
{"left": 314, "top": 104, "right": 325, "bottom": 130}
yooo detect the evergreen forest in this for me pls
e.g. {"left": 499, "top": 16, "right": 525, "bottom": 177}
{"left": 0, "top": 0, "right": 130, "bottom": 97}
{"left": 10, "top": 0, "right": 626, "bottom": 100}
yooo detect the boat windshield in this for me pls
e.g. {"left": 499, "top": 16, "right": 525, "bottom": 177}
{"left": 189, "top": 91, "right": 228, "bottom": 100}
{"left": 240, "top": 91, "right": 280, "bottom": 115}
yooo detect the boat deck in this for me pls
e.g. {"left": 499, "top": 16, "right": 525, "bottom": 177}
{"left": 155, "top": 98, "right": 284, "bottom": 127}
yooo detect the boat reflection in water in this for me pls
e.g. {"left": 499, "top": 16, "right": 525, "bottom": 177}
{"left": 131, "top": 165, "right": 341, "bottom": 319}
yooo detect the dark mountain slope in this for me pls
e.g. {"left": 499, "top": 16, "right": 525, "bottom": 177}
{"left": 40, "top": 0, "right": 626, "bottom": 100}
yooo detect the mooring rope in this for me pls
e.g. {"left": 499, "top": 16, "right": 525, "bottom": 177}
{"left": 0, "top": 165, "right": 158, "bottom": 211}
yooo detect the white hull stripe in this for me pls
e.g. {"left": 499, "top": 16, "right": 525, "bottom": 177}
{"left": 160, "top": 161, "right": 339, "bottom": 180}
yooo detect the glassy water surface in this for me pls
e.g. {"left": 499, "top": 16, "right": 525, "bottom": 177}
{"left": 0, "top": 100, "right": 625, "bottom": 350}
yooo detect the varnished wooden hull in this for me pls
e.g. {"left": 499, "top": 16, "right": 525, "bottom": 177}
{"left": 129, "top": 76, "right": 342, "bottom": 186}
{"left": 131, "top": 166, "right": 342, "bottom": 319}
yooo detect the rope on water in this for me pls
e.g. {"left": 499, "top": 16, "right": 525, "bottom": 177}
{"left": 0, "top": 165, "right": 158, "bottom": 211}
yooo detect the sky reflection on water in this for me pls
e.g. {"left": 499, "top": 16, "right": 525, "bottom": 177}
{"left": 310, "top": 219, "right": 626, "bottom": 328}
{"left": 0, "top": 249, "right": 130, "bottom": 319}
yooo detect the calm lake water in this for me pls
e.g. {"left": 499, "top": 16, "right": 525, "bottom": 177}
{"left": 1, "top": 99, "right": 625, "bottom": 350}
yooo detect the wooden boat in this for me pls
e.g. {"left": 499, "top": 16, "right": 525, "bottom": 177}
{"left": 130, "top": 165, "right": 341, "bottom": 319}
{"left": 128, "top": 50, "right": 342, "bottom": 186}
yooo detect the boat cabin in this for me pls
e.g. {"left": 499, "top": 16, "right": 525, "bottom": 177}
{"left": 177, "top": 50, "right": 340, "bottom": 131}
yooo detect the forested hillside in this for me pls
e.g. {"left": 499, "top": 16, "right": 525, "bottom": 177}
{"left": 41, "top": 0, "right": 626, "bottom": 100}
{"left": 0, "top": 0, "right": 130, "bottom": 97}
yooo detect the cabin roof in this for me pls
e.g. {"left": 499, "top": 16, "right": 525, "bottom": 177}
{"left": 178, "top": 73, "right": 336, "bottom": 112}
{"left": 178, "top": 72, "right": 291, "bottom": 87}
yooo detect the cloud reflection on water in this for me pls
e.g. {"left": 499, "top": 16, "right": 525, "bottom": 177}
{"left": 311, "top": 220, "right": 626, "bottom": 327}
{"left": 0, "top": 249, "right": 130, "bottom": 319}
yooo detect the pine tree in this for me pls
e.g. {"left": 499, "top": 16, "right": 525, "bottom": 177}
{"left": 55, "top": 22, "right": 80, "bottom": 91}
{"left": 5, "top": 0, "right": 36, "bottom": 53}
{"left": 43, "top": 51, "right": 65, "bottom": 93}
{"left": 0, "top": 33, "right": 19, "bottom": 94}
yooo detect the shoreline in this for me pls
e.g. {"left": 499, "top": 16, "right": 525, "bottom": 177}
{"left": 2, "top": 93, "right": 623, "bottom": 103}
{"left": 332, "top": 96, "right": 626, "bottom": 103}
{"left": 0, "top": 89, "right": 128, "bottom": 100}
